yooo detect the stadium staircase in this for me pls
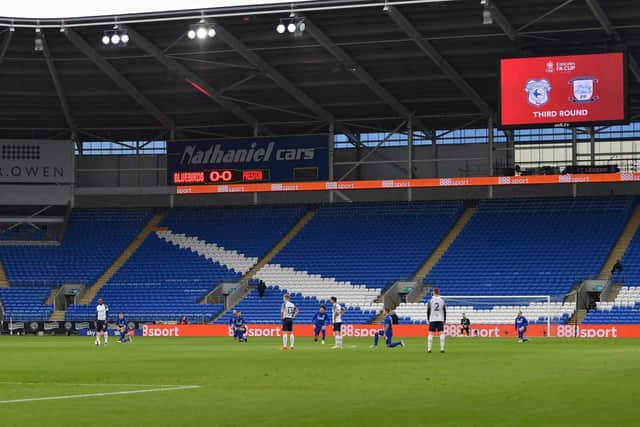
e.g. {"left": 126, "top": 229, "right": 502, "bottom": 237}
{"left": 49, "top": 310, "right": 66, "bottom": 321}
{"left": 412, "top": 206, "right": 477, "bottom": 282}
{"left": 600, "top": 284, "right": 624, "bottom": 302}
{"left": 45, "top": 289, "right": 65, "bottom": 321}
{"left": 568, "top": 309, "right": 588, "bottom": 324}
{"left": 45, "top": 288, "right": 57, "bottom": 305}
{"left": 0, "top": 257, "right": 8, "bottom": 287}
{"left": 80, "top": 211, "right": 166, "bottom": 304}
{"left": 599, "top": 204, "right": 640, "bottom": 279}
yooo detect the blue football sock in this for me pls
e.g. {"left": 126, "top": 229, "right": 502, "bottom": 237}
{"left": 373, "top": 334, "right": 379, "bottom": 346}
{"left": 388, "top": 341, "right": 402, "bottom": 348}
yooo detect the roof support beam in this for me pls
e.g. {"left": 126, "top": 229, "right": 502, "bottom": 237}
{"left": 584, "top": 0, "right": 640, "bottom": 84}
{"left": 41, "top": 33, "right": 78, "bottom": 141}
{"left": 517, "top": 0, "right": 575, "bottom": 33}
{"left": 63, "top": 28, "right": 175, "bottom": 132}
{"left": 486, "top": 1, "right": 519, "bottom": 42}
{"left": 584, "top": 0, "right": 616, "bottom": 39}
{"left": 123, "top": 26, "right": 271, "bottom": 136}
{"left": 0, "top": 29, "right": 13, "bottom": 65}
{"left": 303, "top": 17, "right": 430, "bottom": 134}
{"left": 211, "top": 21, "right": 336, "bottom": 125}
{"left": 209, "top": 22, "right": 371, "bottom": 145}
{"left": 386, "top": 6, "right": 493, "bottom": 117}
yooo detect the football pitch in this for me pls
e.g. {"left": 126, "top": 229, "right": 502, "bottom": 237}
{"left": 0, "top": 336, "right": 638, "bottom": 427}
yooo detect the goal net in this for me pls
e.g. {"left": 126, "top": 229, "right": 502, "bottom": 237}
{"left": 435, "top": 295, "right": 575, "bottom": 338}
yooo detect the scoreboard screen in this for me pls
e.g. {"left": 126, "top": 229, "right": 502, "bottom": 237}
{"left": 499, "top": 52, "right": 627, "bottom": 128}
{"left": 172, "top": 169, "right": 270, "bottom": 185}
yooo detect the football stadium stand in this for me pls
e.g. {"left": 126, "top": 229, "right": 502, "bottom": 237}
{"left": 0, "top": 287, "right": 53, "bottom": 320}
{"left": 0, "top": 209, "right": 152, "bottom": 286}
{"left": 216, "top": 202, "right": 465, "bottom": 324}
{"left": 66, "top": 206, "right": 306, "bottom": 322}
{"left": 584, "top": 286, "right": 640, "bottom": 324}
{"left": 395, "top": 198, "right": 634, "bottom": 324}
{"left": 583, "top": 221, "right": 640, "bottom": 324}
{"left": 0, "top": 209, "right": 152, "bottom": 321}
{"left": 0, "top": 199, "right": 637, "bottom": 325}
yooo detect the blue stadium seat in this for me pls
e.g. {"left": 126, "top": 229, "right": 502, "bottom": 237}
{"left": 425, "top": 198, "right": 633, "bottom": 304}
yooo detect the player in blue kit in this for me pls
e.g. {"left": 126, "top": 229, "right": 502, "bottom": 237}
{"left": 515, "top": 311, "right": 529, "bottom": 343}
{"left": 311, "top": 305, "right": 330, "bottom": 344}
{"left": 229, "top": 310, "right": 238, "bottom": 340}
{"left": 116, "top": 312, "right": 132, "bottom": 343}
{"left": 233, "top": 311, "right": 248, "bottom": 343}
{"left": 371, "top": 308, "right": 404, "bottom": 349}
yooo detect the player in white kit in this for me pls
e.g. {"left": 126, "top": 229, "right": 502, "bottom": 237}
{"left": 427, "top": 288, "right": 446, "bottom": 353}
{"left": 330, "top": 296, "right": 344, "bottom": 349}
{"left": 95, "top": 297, "right": 109, "bottom": 347}
{"left": 280, "top": 294, "right": 299, "bottom": 350}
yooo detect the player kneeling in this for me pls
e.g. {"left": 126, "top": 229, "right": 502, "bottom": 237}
{"left": 371, "top": 308, "right": 404, "bottom": 349}
{"left": 233, "top": 311, "right": 248, "bottom": 343}
{"left": 116, "top": 312, "right": 132, "bottom": 343}
{"left": 312, "top": 305, "right": 329, "bottom": 344}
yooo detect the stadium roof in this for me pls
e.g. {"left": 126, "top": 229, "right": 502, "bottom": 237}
{"left": 0, "top": 0, "right": 639, "bottom": 141}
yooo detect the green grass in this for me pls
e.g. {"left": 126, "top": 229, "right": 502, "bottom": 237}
{"left": 1, "top": 336, "right": 639, "bottom": 427}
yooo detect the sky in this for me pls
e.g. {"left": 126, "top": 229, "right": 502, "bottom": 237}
{"left": 0, "top": 0, "right": 314, "bottom": 19}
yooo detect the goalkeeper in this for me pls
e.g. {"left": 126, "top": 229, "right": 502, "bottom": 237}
{"left": 515, "top": 311, "right": 529, "bottom": 343}
{"left": 460, "top": 313, "right": 470, "bottom": 336}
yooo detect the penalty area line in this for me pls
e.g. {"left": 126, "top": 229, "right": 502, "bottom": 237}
{"left": 0, "top": 385, "right": 201, "bottom": 404}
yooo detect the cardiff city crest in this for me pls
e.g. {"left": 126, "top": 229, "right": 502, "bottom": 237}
{"left": 525, "top": 79, "right": 551, "bottom": 107}
{"left": 569, "top": 77, "right": 599, "bottom": 103}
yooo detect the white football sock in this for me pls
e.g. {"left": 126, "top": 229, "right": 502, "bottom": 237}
{"left": 427, "top": 334, "right": 433, "bottom": 351}
{"left": 440, "top": 334, "right": 445, "bottom": 351}
{"left": 104, "top": 332, "right": 108, "bottom": 343}
{"left": 290, "top": 334, "right": 295, "bottom": 347}
{"left": 283, "top": 334, "right": 288, "bottom": 347}
{"left": 95, "top": 336, "right": 100, "bottom": 345}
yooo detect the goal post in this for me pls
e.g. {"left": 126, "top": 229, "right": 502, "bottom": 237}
{"left": 440, "top": 295, "right": 555, "bottom": 337}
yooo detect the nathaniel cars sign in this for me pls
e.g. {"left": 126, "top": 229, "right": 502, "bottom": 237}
{"left": 167, "top": 135, "right": 329, "bottom": 185}
{"left": 0, "top": 139, "right": 75, "bottom": 184}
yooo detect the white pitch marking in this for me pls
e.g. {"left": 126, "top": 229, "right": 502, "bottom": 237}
{"left": 0, "top": 385, "right": 200, "bottom": 404}
{"left": 0, "top": 381, "right": 190, "bottom": 387}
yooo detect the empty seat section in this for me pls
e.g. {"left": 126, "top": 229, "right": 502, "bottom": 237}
{"left": 583, "top": 209, "right": 640, "bottom": 323}
{"left": 273, "top": 202, "right": 464, "bottom": 290}
{"left": 0, "top": 208, "right": 152, "bottom": 286}
{"left": 0, "top": 209, "right": 152, "bottom": 320}
{"left": 398, "top": 198, "right": 633, "bottom": 325}
{"left": 162, "top": 206, "right": 306, "bottom": 258}
{"left": 0, "top": 287, "right": 53, "bottom": 320}
{"left": 426, "top": 198, "right": 632, "bottom": 298}
{"left": 217, "top": 202, "right": 464, "bottom": 323}
{"left": 67, "top": 206, "right": 306, "bottom": 322}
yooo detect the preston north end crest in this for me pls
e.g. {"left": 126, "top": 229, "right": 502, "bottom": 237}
{"left": 525, "top": 79, "right": 552, "bottom": 107}
{"left": 569, "top": 77, "right": 599, "bottom": 103}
